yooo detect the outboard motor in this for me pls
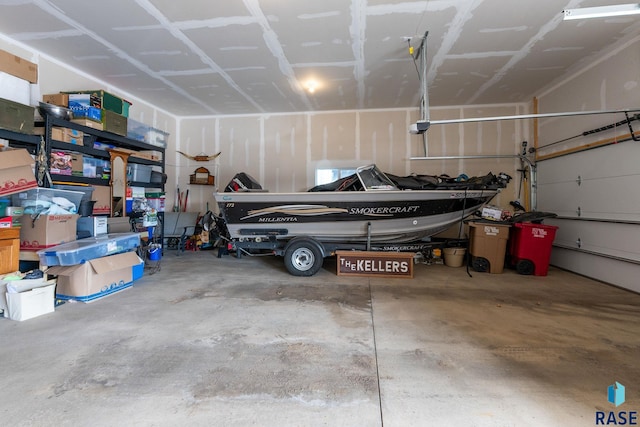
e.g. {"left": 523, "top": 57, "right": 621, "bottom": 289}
{"left": 224, "top": 172, "right": 263, "bottom": 192}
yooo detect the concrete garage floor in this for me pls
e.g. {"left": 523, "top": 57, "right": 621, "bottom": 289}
{"left": 1, "top": 250, "right": 639, "bottom": 426}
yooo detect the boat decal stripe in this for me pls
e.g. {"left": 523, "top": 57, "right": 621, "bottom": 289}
{"left": 242, "top": 205, "right": 348, "bottom": 220}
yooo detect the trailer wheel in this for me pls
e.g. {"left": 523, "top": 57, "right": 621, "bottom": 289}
{"left": 284, "top": 239, "right": 323, "bottom": 276}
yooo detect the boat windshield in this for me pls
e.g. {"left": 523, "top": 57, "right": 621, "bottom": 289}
{"left": 356, "top": 165, "right": 399, "bottom": 191}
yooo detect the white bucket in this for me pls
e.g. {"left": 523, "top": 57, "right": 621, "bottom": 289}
{"left": 443, "top": 247, "right": 466, "bottom": 267}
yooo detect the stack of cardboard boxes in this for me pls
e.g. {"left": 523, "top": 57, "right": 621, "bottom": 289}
{"left": 0, "top": 149, "right": 39, "bottom": 275}
{"left": 0, "top": 50, "right": 156, "bottom": 321}
{"left": 0, "top": 148, "right": 58, "bottom": 321}
{"left": 43, "top": 90, "right": 130, "bottom": 136}
{"left": 0, "top": 148, "right": 145, "bottom": 320}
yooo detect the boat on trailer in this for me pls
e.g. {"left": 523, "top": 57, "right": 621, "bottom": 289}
{"left": 213, "top": 164, "right": 510, "bottom": 276}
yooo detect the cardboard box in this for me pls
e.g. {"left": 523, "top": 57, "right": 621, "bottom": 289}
{"left": 71, "top": 106, "right": 101, "bottom": 122}
{"left": 49, "top": 251, "right": 143, "bottom": 303}
{"left": 0, "top": 49, "right": 38, "bottom": 83}
{"left": 71, "top": 153, "right": 83, "bottom": 176}
{"left": 135, "top": 150, "right": 163, "bottom": 161}
{"left": 66, "top": 90, "right": 123, "bottom": 114}
{"left": 68, "top": 93, "right": 101, "bottom": 109}
{"left": 0, "top": 216, "right": 12, "bottom": 229}
{"left": 91, "top": 185, "right": 111, "bottom": 215}
{"left": 0, "top": 279, "right": 56, "bottom": 321}
{"left": 50, "top": 150, "right": 73, "bottom": 175}
{"left": 70, "top": 118, "right": 103, "bottom": 131}
{"left": 42, "top": 93, "right": 69, "bottom": 107}
{"left": 50, "top": 127, "right": 63, "bottom": 141}
{"left": 19, "top": 214, "right": 78, "bottom": 250}
{"left": 0, "top": 148, "right": 38, "bottom": 197}
{"left": 481, "top": 206, "right": 503, "bottom": 221}
{"left": 51, "top": 127, "right": 83, "bottom": 145}
{"left": 107, "top": 217, "right": 131, "bottom": 233}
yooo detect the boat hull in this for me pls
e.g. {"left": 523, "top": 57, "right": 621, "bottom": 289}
{"left": 215, "top": 189, "right": 498, "bottom": 243}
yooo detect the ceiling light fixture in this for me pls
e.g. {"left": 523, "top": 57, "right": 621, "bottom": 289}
{"left": 305, "top": 80, "right": 319, "bottom": 94}
{"left": 563, "top": 3, "right": 640, "bottom": 20}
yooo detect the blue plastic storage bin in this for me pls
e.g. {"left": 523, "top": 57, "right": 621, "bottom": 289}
{"left": 38, "top": 233, "right": 140, "bottom": 266}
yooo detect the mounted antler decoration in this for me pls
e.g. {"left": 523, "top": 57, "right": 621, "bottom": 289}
{"left": 177, "top": 150, "right": 222, "bottom": 161}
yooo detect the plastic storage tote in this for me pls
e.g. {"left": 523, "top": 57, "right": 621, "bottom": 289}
{"left": 52, "top": 184, "right": 94, "bottom": 203}
{"left": 37, "top": 232, "right": 140, "bottom": 266}
{"left": 11, "top": 187, "right": 84, "bottom": 215}
{"left": 468, "top": 221, "right": 511, "bottom": 274}
{"left": 508, "top": 222, "right": 559, "bottom": 276}
{"left": 127, "top": 164, "right": 152, "bottom": 183}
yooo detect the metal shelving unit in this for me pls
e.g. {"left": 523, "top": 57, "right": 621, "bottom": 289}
{"left": 2, "top": 114, "right": 167, "bottom": 245}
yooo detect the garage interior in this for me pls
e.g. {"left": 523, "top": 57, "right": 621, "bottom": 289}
{"left": 1, "top": 1, "right": 639, "bottom": 425}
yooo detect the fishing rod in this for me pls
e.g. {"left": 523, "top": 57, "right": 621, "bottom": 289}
{"left": 539, "top": 112, "right": 640, "bottom": 149}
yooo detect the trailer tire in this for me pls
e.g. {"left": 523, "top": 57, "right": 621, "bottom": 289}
{"left": 284, "top": 238, "right": 324, "bottom": 276}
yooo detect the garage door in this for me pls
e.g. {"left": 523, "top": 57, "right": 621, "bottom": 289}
{"left": 536, "top": 141, "right": 640, "bottom": 293}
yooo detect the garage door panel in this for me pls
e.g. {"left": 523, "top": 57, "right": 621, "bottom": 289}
{"left": 537, "top": 142, "right": 640, "bottom": 292}
{"left": 551, "top": 248, "right": 640, "bottom": 294}
{"left": 539, "top": 179, "right": 639, "bottom": 221}
{"left": 536, "top": 181, "right": 580, "bottom": 217}
{"left": 536, "top": 154, "right": 583, "bottom": 185}
{"left": 579, "top": 176, "right": 640, "bottom": 221}
{"left": 548, "top": 218, "right": 640, "bottom": 263}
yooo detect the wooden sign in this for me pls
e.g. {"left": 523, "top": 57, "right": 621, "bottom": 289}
{"left": 336, "top": 250, "right": 414, "bottom": 278}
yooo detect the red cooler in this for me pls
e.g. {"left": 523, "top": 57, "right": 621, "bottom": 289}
{"left": 508, "top": 222, "right": 558, "bottom": 276}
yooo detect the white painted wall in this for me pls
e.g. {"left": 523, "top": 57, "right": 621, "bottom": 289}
{"left": 535, "top": 33, "right": 640, "bottom": 292}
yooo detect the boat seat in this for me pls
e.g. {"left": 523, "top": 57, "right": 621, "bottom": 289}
{"left": 163, "top": 211, "right": 200, "bottom": 255}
